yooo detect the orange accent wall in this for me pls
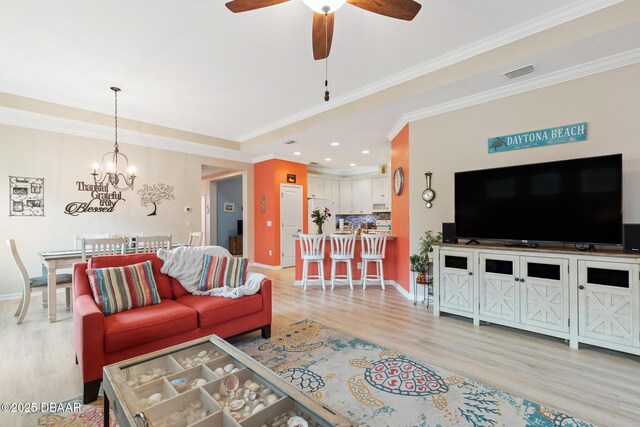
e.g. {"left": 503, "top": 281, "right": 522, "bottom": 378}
{"left": 254, "top": 159, "right": 308, "bottom": 266}
{"left": 391, "top": 125, "right": 410, "bottom": 291}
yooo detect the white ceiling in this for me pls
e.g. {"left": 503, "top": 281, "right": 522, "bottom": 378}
{"left": 0, "top": 0, "right": 636, "bottom": 172}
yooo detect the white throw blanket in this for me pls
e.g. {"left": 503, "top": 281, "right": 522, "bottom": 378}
{"left": 191, "top": 271, "right": 267, "bottom": 299}
{"left": 158, "top": 246, "right": 263, "bottom": 298}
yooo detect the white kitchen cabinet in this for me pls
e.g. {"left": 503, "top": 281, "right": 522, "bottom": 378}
{"left": 351, "top": 179, "right": 372, "bottom": 214}
{"left": 323, "top": 179, "right": 333, "bottom": 201}
{"left": 371, "top": 176, "right": 391, "bottom": 212}
{"left": 308, "top": 175, "right": 325, "bottom": 199}
{"left": 339, "top": 181, "right": 352, "bottom": 214}
{"left": 371, "top": 176, "right": 389, "bottom": 202}
{"left": 332, "top": 180, "right": 340, "bottom": 213}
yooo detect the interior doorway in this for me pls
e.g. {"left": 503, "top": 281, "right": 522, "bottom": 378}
{"left": 201, "top": 165, "right": 247, "bottom": 256}
{"left": 280, "top": 184, "right": 303, "bottom": 268}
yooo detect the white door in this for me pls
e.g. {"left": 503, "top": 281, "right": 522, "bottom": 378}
{"left": 280, "top": 184, "right": 303, "bottom": 268}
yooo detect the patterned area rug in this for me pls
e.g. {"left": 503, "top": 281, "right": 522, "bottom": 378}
{"left": 236, "top": 319, "right": 594, "bottom": 427}
{"left": 21, "top": 394, "right": 115, "bottom": 427}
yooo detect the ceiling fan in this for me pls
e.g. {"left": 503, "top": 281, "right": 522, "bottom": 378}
{"left": 225, "top": 0, "right": 422, "bottom": 60}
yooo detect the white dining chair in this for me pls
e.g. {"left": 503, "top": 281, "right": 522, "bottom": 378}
{"left": 111, "top": 232, "right": 143, "bottom": 247}
{"left": 360, "top": 233, "right": 387, "bottom": 290}
{"left": 330, "top": 233, "right": 356, "bottom": 290}
{"left": 73, "top": 233, "right": 110, "bottom": 250}
{"left": 7, "top": 239, "right": 72, "bottom": 324}
{"left": 299, "top": 234, "right": 326, "bottom": 291}
{"left": 187, "top": 231, "right": 203, "bottom": 247}
{"left": 135, "top": 235, "right": 172, "bottom": 253}
{"left": 81, "top": 237, "right": 126, "bottom": 262}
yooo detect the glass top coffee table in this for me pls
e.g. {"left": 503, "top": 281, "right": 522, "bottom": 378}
{"left": 103, "top": 335, "right": 353, "bottom": 427}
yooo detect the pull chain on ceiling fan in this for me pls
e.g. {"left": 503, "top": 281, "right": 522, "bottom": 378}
{"left": 225, "top": 0, "right": 422, "bottom": 100}
{"left": 324, "top": 9, "right": 330, "bottom": 102}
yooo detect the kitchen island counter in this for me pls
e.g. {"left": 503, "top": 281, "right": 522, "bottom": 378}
{"left": 294, "top": 234, "right": 400, "bottom": 286}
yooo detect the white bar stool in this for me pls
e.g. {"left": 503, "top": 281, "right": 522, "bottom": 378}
{"left": 360, "top": 233, "right": 387, "bottom": 290}
{"left": 330, "top": 233, "right": 356, "bottom": 290}
{"left": 299, "top": 234, "right": 326, "bottom": 290}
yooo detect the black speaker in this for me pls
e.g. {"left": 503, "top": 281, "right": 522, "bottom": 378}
{"left": 442, "top": 223, "right": 457, "bottom": 244}
{"left": 623, "top": 224, "right": 640, "bottom": 253}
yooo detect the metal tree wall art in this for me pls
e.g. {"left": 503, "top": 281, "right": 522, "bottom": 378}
{"left": 137, "top": 183, "right": 175, "bottom": 216}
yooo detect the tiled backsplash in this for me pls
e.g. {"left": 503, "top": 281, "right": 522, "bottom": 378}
{"left": 335, "top": 212, "right": 391, "bottom": 229}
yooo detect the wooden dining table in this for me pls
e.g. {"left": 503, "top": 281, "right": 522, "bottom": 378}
{"left": 39, "top": 245, "right": 183, "bottom": 323}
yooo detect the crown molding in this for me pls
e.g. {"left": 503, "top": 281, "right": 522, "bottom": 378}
{"left": 251, "top": 153, "right": 310, "bottom": 165}
{"left": 308, "top": 165, "right": 380, "bottom": 177}
{"left": 237, "top": 0, "right": 624, "bottom": 143}
{"left": 386, "top": 47, "right": 640, "bottom": 140}
{"left": 0, "top": 107, "right": 250, "bottom": 163}
{"left": 0, "top": 87, "right": 240, "bottom": 143}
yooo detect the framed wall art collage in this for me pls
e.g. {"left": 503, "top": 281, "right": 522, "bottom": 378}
{"left": 9, "top": 176, "right": 44, "bottom": 216}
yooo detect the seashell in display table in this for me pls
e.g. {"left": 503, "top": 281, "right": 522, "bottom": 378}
{"left": 287, "top": 416, "right": 309, "bottom": 427}
{"left": 220, "top": 374, "right": 239, "bottom": 396}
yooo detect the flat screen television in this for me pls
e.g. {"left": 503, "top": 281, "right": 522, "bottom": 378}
{"left": 455, "top": 154, "right": 622, "bottom": 245}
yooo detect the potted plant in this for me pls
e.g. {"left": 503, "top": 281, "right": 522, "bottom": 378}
{"left": 311, "top": 207, "right": 331, "bottom": 234}
{"left": 410, "top": 254, "right": 428, "bottom": 283}
{"left": 411, "top": 231, "right": 442, "bottom": 284}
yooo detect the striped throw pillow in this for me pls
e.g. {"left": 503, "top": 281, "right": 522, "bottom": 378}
{"left": 86, "top": 260, "right": 161, "bottom": 315}
{"left": 199, "top": 256, "right": 248, "bottom": 291}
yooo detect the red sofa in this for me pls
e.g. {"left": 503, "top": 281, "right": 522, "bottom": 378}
{"left": 73, "top": 253, "right": 272, "bottom": 403}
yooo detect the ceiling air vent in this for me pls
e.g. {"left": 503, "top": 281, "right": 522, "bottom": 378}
{"left": 282, "top": 140, "right": 296, "bottom": 145}
{"left": 504, "top": 65, "right": 535, "bottom": 80}
{"left": 309, "top": 162, "right": 320, "bottom": 166}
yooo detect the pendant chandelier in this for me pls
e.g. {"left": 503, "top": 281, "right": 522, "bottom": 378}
{"left": 91, "top": 87, "right": 136, "bottom": 191}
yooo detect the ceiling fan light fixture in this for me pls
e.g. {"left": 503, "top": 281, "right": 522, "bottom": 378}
{"left": 303, "top": 0, "right": 346, "bottom": 14}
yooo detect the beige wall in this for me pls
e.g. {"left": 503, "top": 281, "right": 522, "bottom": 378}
{"left": 408, "top": 64, "right": 640, "bottom": 253}
{"left": 0, "top": 124, "right": 253, "bottom": 297}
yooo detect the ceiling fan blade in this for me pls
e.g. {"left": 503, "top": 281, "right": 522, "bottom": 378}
{"left": 312, "top": 12, "right": 335, "bottom": 60}
{"left": 346, "top": 0, "right": 422, "bottom": 21}
{"left": 225, "top": 0, "right": 290, "bottom": 13}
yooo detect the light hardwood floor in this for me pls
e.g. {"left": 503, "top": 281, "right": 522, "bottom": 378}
{"left": 1, "top": 267, "right": 639, "bottom": 426}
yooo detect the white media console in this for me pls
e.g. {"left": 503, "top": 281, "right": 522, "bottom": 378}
{"left": 432, "top": 243, "right": 640, "bottom": 356}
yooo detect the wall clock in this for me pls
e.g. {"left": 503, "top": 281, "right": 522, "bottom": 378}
{"left": 393, "top": 167, "right": 404, "bottom": 195}
{"left": 422, "top": 172, "right": 435, "bottom": 208}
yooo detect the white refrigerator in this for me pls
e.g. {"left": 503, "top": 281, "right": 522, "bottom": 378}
{"left": 308, "top": 198, "right": 336, "bottom": 234}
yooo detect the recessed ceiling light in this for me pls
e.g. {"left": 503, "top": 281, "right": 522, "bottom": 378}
{"left": 362, "top": 150, "right": 370, "bottom": 154}
{"left": 330, "top": 142, "right": 340, "bottom": 146}
{"left": 325, "top": 158, "right": 332, "bottom": 161}
{"left": 349, "top": 163, "right": 356, "bottom": 167}
{"left": 293, "top": 151, "right": 302, "bottom": 156}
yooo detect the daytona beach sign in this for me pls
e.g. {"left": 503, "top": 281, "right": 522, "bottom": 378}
{"left": 64, "top": 181, "right": 125, "bottom": 216}
{"left": 488, "top": 122, "right": 587, "bottom": 153}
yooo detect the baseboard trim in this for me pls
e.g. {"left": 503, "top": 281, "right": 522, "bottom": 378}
{"left": 293, "top": 279, "right": 414, "bottom": 301}
{"left": 250, "top": 263, "right": 283, "bottom": 271}
{"left": 0, "top": 288, "right": 70, "bottom": 301}
{"left": 0, "top": 292, "right": 22, "bottom": 301}
{"left": 294, "top": 279, "right": 390, "bottom": 287}
{"left": 391, "top": 282, "right": 413, "bottom": 301}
